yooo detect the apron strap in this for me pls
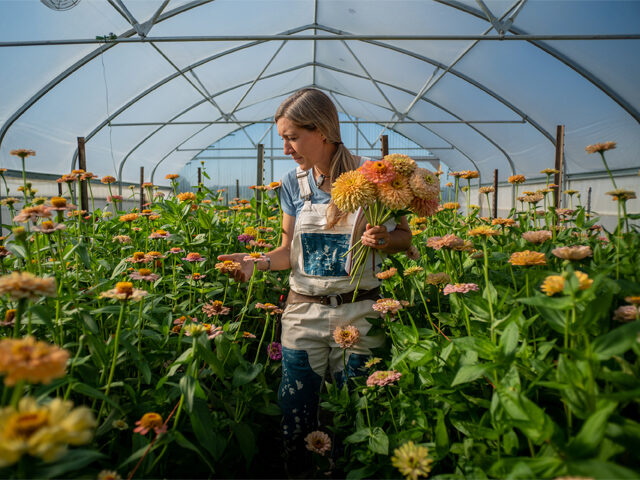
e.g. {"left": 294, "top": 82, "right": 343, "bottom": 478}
{"left": 296, "top": 167, "right": 313, "bottom": 203}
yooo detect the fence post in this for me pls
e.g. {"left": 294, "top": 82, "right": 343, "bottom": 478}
{"left": 380, "top": 135, "right": 389, "bottom": 157}
{"left": 554, "top": 125, "right": 565, "bottom": 209}
{"left": 493, "top": 169, "right": 498, "bottom": 218}
{"left": 139, "top": 167, "right": 144, "bottom": 211}
{"left": 77, "top": 137, "right": 89, "bottom": 212}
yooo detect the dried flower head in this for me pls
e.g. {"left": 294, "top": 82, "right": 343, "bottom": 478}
{"left": 304, "top": 431, "right": 331, "bottom": 455}
{"left": 391, "top": 441, "right": 433, "bottom": 480}
{"left": 585, "top": 141, "right": 616, "bottom": 154}
{"left": 0, "top": 337, "right": 69, "bottom": 386}
{"left": 331, "top": 170, "right": 376, "bottom": 213}
{"left": 333, "top": 325, "right": 361, "bottom": 349}
{"left": 509, "top": 250, "right": 547, "bottom": 266}
{"left": 0, "top": 272, "right": 57, "bottom": 301}
{"left": 551, "top": 245, "right": 592, "bottom": 261}
{"left": 367, "top": 370, "right": 402, "bottom": 387}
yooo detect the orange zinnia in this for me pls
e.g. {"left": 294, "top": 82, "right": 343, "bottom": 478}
{"left": 508, "top": 250, "right": 547, "bottom": 266}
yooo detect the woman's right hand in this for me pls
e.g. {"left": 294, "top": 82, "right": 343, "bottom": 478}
{"left": 216, "top": 253, "right": 255, "bottom": 283}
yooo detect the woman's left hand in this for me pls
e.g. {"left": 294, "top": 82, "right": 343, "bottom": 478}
{"left": 361, "top": 223, "right": 391, "bottom": 249}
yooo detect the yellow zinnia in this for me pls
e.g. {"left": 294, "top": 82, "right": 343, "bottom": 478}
{"left": 332, "top": 170, "right": 376, "bottom": 213}
{"left": 391, "top": 441, "right": 433, "bottom": 480}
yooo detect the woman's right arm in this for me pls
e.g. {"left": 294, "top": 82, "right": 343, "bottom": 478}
{"left": 216, "top": 213, "right": 296, "bottom": 282}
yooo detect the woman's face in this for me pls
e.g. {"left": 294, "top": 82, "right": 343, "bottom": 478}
{"left": 276, "top": 117, "right": 329, "bottom": 172}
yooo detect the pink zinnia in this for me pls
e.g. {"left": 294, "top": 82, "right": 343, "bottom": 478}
{"left": 237, "top": 234, "right": 254, "bottom": 243}
{"left": 202, "top": 300, "right": 230, "bottom": 317}
{"left": 182, "top": 252, "right": 205, "bottom": 262}
{"left": 372, "top": 298, "right": 409, "bottom": 317}
{"left": 268, "top": 342, "right": 282, "bottom": 360}
{"left": 366, "top": 370, "right": 402, "bottom": 387}
{"left": 304, "top": 431, "right": 332, "bottom": 455}
{"left": 443, "top": 283, "right": 479, "bottom": 295}
{"left": 359, "top": 160, "right": 396, "bottom": 184}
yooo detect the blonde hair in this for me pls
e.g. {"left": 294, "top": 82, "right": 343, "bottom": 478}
{"left": 275, "top": 88, "right": 358, "bottom": 228}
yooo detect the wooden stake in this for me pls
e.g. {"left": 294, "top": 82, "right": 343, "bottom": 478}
{"left": 380, "top": 135, "right": 389, "bottom": 158}
{"left": 493, "top": 169, "right": 498, "bottom": 218}
{"left": 587, "top": 187, "right": 592, "bottom": 215}
{"left": 554, "top": 125, "right": 565, "bottom": 209}
{"left": 77, "top": 137, "right": 89, "bottom": 212}
{"left": 139, "top": 167, "right": 144, "bottom": 211}
{"left": 257, "top": 144, "right": 264, "bottom": 220}
{"left": 236, "top": 179, "right": 240, "bottom": 199}
{"left": 57, "top": 183, "right": 63, "bottom": 196}
{"left": 197, "top": 167, "right": 202, "bottom": 193}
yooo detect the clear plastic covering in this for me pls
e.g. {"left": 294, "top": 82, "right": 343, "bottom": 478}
{"left": 0, "top": 0, "right": 638, "bottom": 189}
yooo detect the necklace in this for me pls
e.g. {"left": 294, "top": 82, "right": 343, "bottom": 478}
{"left": 314, "top": 167, "right": 327, "bottom": 187}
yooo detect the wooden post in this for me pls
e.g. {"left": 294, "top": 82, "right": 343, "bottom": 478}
{"left": 197, "top": 167, "right": 202, "bottom": 193}
{"left": 493, "top": 169, "right": 498, "bottom": 218}
{"left": 236, "top": 179, "right": 240, "bottom": 199}
{"left": 139, "top": 167, "right": 144, "bottom": 211}
{"left": 257, "top": 144, "right": 264, "bottom": 220}
{"left": 553, "top": 125, "right": 564, "bottom": 209}
{"left": 57, "top": 183, "right": 63, "bottom": 196}
{"left": 380, "top": 135, "right": 389, "bottom": 158}
{"left": 587, "top": 187, "right": 592, "bottom": 215}
{"left": 77, "top": 137, "right": 89, "bottom": 212}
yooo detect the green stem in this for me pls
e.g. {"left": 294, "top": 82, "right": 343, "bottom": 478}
{"left": 98, "top": 301, "right": 127, "bottom": 423}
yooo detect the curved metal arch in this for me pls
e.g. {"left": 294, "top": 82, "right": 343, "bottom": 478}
{"left": 314, "top": 24, "right": 556, "bottom": 147}
{"left": 0, "top": 0, "right": 215, "bottom": 151}
{"left": 70, "top": 23, "right": 316, "bottom": 170}
{"left": 148, "top": 84, "right": 484, "bottom": 187}
{"left": 435, "top": 0, "right": 640, "bottom": 124}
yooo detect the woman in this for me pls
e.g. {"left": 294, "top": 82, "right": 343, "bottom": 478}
{"left": 218, "top": 88, "right": 411, "bottom": 468}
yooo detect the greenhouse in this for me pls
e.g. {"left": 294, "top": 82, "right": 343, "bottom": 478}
{"left": 0, "top": 0, "right": 639, "bottom": 478}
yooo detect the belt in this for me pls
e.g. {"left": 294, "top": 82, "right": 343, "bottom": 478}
{"left": 286, "top": 287, "right": 380, "bottom": 308}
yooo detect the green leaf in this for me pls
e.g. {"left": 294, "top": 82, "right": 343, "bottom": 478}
{"left": 435, "top": 410, "right": 449, "bottom": 457}
{"left": 566, "top": 401, "right": 617, "bottom": 458}
{"left": 110, "top": 258, "right": 129, "bottom": 280}
{"left": 452, "top": 364, "right": 486, "bottom": 386}
{"left": 497, "top": 388, "right": 555, "bottom": 444}
{"left": 566, "top": 459, "right": 639, "bottom": 479}
{"left": 500, "top": 322, "right": 519, "bottom": 358}
{"left": 179, "top": 375, "right": 197, "bottom": 413}
{"left": 195, "top": 341, "right": 225, "bottom": 378}
{"left": 75, "top": 241, "right": 91, "bottom": 268}
{"left": 35, "top": 449, "right": 105, "bottom": 478}
{"left": 173, "top": 431, "right": 215, "bottom": 471}
{"left": 231, "top": 422, "right": 257, "bottom": 463}
{"left": 232, "top": 362, "right": 262, "bottom": 387}
{"left": 72, "top": 382, "right": 122, "bottom": 412}
{"left": 368, "top": 427, "right": 388, "bottom": 455}
{"left": 6, "top": 242, "right": 26, "bottom": 259}
{"left": 592, "top": 321, "right": 640, "bottom": 360}
{"left": 518, "top": 294, "right": 574, "bottom": 311}
{"left": 453, "top": 336, "right": 496, "bottom": 359}
{"left": 345, "top": 428, "right": 370, "bottom": 444}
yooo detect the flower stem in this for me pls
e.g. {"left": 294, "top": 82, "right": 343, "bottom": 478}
{"left": 98, "top": 301, "right": 127, "bottom": 424}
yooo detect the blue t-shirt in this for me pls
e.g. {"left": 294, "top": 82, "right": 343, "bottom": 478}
{"left": 279, "top": 168, "right": 331, "bottom": 217}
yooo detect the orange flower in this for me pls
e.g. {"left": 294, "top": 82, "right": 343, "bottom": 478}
{"left": 100, "top": 282, "right": 148, "bottom": 302}
{"left": 119, "top": 213, "right": 139, "bottom": 222}
{"left": 460, "top": 170, "right": 479, "bottom": 179}
{"left": 10, "top": 149, "right": 36, "bottom": 159}
{"left": 331, "top": 170, "right": 375, "bottom": 213}
{"left": 215, "top": 260, "right": 241, "bottom": 274}
{"left": 492, "top": 217, "right": 515, "bottom": 227}
{"left": 508, "top": 175, "right": 526, "bottom": 184}
{"left": 0, "top": 272, "right": 57, "bottom": 301}
{"left": 358, "top": 160, "right": 396, "bottom": 184}
{"left": 384, "top": 154, "right": 417, "bottom": 176}
{"left": 441, "top": 202, "right": 460, "bottom": 210}
{"left": 551, "top": 245, "right": 592, "bottom": 261}
{"left": 165, "top": 174, "right": 179, "bottom": 180}
{"left": 478, "top": 186, "right": 495, "bottom": 194}
{"left": 522, "top": 230, "right": 552, "bottom": 244}
{"left": 376, "top": 267, "right": 397, "bottom": 280}
{"left": 468, "top": 226, "right": 499, "bottom": 237}
{"left": 508, "top": 250, "right": 547, "bottom": 266}
{"left": 377, "top": 176, "right": 413, "bottom": 210}
{"left": 0, "top": 336, "right": 70, "bottom": 386}
{"left": 101, "top": 176, "right": 116, "bottom": 184}
{"left": 585, "top": 141, "right": 616, "bottom": 154}
{"left": 177, "top": 192, "right": 196, "bottom": 202}
{"left": 133, "top": 412, "right": 166, "bottom": 435}
{"left": 409, "top": 168, "right": 439, "bottom": 200}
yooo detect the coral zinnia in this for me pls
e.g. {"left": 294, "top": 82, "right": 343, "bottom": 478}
{"left": 410, "top": 196, "right": 439, "bottom": 217}
{"left": 359, "top": 159, "right": 396, "bottom": 184}
{"left": 101, "top": 176, "right": 116, "bottom": 184}
{"left": 0, "top": 337, "right": 69, "bottom": 386}
{"left": 10, "top": 149, "right": 36, "bottom": 159}
{"left": 177, "top": 192, "right": 196, "bottom": 202}
{"left": 202, "top": 300, "right": 230, "bottom": 317}
{"left": 0, "top": 272, "right": 57, "bottom": 301}
{"left": 377, "top": 176, "right": 413, "bottom": 210}
{"left": 333, "top": 325, "right": 360, "bottom": 349}
{"left": 391, "top": 441, "right": 433, "bottom": 480}
{"left": 409, "top": 168, "right": 439, "bottom": 200}
{"left": 551, "top": 245, "right": 592, "bottom": 261}
{"left": 0, "top": 396, "right": 95, "bottom": 467}
{"left": 366, "top": 370, "right": 401, "bottom": 387}
{"left": 100, "top": 282, "right": 148, "bottom": 302}
{"left": 585, "top": 141, "right": 616, "bottom": 154}
{"left": 215, "top": 260, "right": 241, "bottom": 274}
{"left": 385, "top": 154, "right": 417, "bottom": 176}
{"left": 376, "top": 267, "right": 397, "bottom": 280}
{"left": 468, "top": 226, "right": 499, "bottom": 237}
{"left": 372, "top": 298, "right": 409, "bottom": 317}
{"left": 13, "top": 205, "right": 52, "bottom": 223}
{"left": 509, "top": 250, "right": 547, "bottom": 266}
{"left": 133, "top": 412, "right": 166, "bottom": 436}
{"left": 522, "top": 230, "right": 552, "bottom": 244}
{"left": 443, "top": 283, "right": 479, "bottom": 295}
{"left": 304, "top": 431, "right": 331, "bottom": 455}
{"left": 508, "top": 174, "right": 526, "bottom": 184}
{"left": 331, "top": 170, "right": 375, "bottom": 213}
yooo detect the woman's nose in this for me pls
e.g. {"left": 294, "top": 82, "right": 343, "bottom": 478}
{"left": 283, "top": 141, "right": 294, "bottom": 155}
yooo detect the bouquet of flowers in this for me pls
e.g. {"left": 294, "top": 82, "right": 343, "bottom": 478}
{"left": 332, "top": 154, "right": 440, "bottom": 298}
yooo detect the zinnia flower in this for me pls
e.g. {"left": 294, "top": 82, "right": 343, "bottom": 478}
{"left": 409, "top": 168, "right": 439, "bottom": 199}
{"left": 585, "top": 141, "right": 616, "bottom": 154}
{"left": 32, "top": 220, "right": 65, "bottom": 234}
{"left": 385, "top": 154, "right": 417, "bottom": 176}
{"left": 237, "top": 234, "right": 255, "bottom": 243}
{"left": 97, "top": 470, "right": 122, "bottom": 480}
{"left": 427, "top": 234, "right": 471, "bottom": 251}
{"left": 10, "top": 149, "right": 36, "bottom": 159}
{"left": 551, "top": 245, "right": 592, "bottom": 261}
{"left": 372, "top": 298, "right": 409, "bottom": 317}
{"left": 129, "top": 268, "right": 159, "bottom": 282}
{"left": 625, "top": 296, "right": 640, "bottom": 305}
{"left": 0, "top": 337, "right": 69, "bottom": 386}
{"left": 182, "top": 252, "right": 205, "bottom": 262}
{"left": 426, "top": 272, "right": 450, "bottom": 285}
{"left": 177, "top": 192, "right": 196, "bottom": 202}
{"left": 377, "top": 176, "right": 414, "bottom": 210}
{"left": 165, "top": 174, "right": 179, "bottom": 180}
{"left": 508, "top": 174, "right": 526, "bottom": 184}
{"left": 478, "top": 186, "right": 495, "bottom": 194}
{"left": 133, "top": 412, "right": 166, "bottom": 436}
{"left": 268, "top": 342, "right": 282, "bottom": 360}
{"left": 468, "top": 226, "right": 499, "bottom": 237}
{"left": 202, "top": 300, "right": 230, "bottom": 317}
{"left": 100, "top": 282, "right": 148, "bottom": 302}
{"left": 508, "top": 250, "right": 547, "bottom": 266}
{"left": 441, "top": 202, "right": 460, "bottom": 210}
{"left": 149, "top": 229, "right": 170, "bottom": 239}
{"left": 304, "top": 430, "right": 331, "bottom": 455}
{"left": 540, "top": 275, "right": 564, "bottom": 296}
{"left": 126, "top": 252, "right": 150, "bottom": 264}
{"left": 410, "top": 196, "right": 439, "bottom": 217}
{"left": 540, "top": 168, "right": 560, "bottom": 175}
{"left": 376, "top": 267, "right": 397, "bottom": 280}
{"left": 365, "top": 357, "right": 382, "bottom": 368}
{"left": 255, "top": 302, "right": 283, "bottom": 314}
{"left": 13, "top": 205, "right": 53, "bottom": 224}
{"left": 119, "top": 213, "right": 139, "bottom": 223}
{"left": 331, "top": 170, "right": 376, "bottom": 213}
{"left": 0, "top": 272, "right": 57, "bottom": 301}
{"left": 215, "top": 260, "right": 241, "bottom": 274}
{"left": 366, "top": 370, "right": 402, "bottom": 387}
{"left": 391, "top": 441, "right": 433, "bottom": 480}
{"left": 443, "top": 283, "right": 479, "bottom": 295}
{"left": 333, "top": 325, "right": 360, "bottom": 349}
{"left": 101, "top": 176, "right": 116, "bottom": 184}
{"left": 492, "top": 218, "right": 515, "bottom": 227}
{"left": 606, "top": 189, "right": 636, "bottom": 202}
{"left": 522, "top": 230, "right": 552, "bottom": 244}
{"left": 613, "top": 305, "right": 639, "bottom": 322}
{"left": 403, "top": 266, "right": 423, "bottom": 276}
{"left": 0, "top": 396, "right": 95, "bottom": 467}
{"left": 359, "top": 160, "right": 396, "bottom": 184}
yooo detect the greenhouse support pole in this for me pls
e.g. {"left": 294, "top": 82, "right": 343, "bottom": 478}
{"left": 236, "top": 179, "right": 239, "bottom": 199}
{"left": 77, "top": 137, "right": 89, "bottom": 213}
{"left": 57, "top": 183, "right": 63, "bottom": 196}
{"left": 587, "top": 187, "right": 592, "bottom": 215}
{"left": 493, "top": 169, "right": 498, "bottom": 218}
{"left": 257, "top": 144, "right": 264, "bottom": 220}
{"left": 554, "top": 125, "right": 564, "bottom": 209}
{"left": 197, "top": 167, "right": 202, "bottom": 193}
{"left": 139, "top": 167, "right": 144, "bottom": 211}
{"left": 380, "top": 135, "right": 389, "bottom": 157}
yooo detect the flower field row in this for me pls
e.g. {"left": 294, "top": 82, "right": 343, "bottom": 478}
{"left": 0, "top": 146, "right": 638, "bottom": 479}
